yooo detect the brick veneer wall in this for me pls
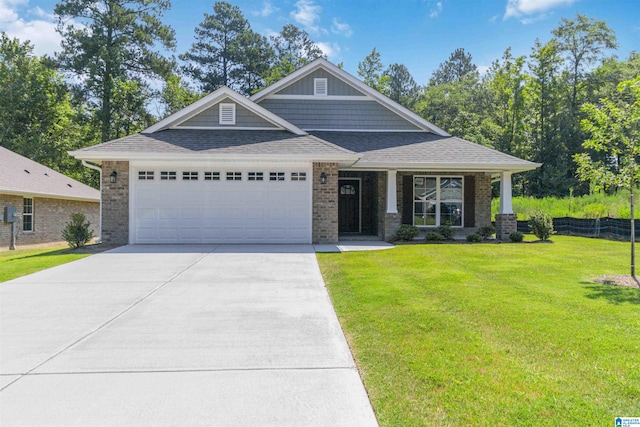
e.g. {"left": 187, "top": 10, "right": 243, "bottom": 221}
{"left": 495, "top": 213, "right": 517, "bottom": 240}
{"left": 312, "top": 162, "right": 338, "bottom": 243}
{"left": 102, "top": 161, "right": 129, "bottom": 245}
{"left": 0, "top": 193, "right": 99, "bottom": 248}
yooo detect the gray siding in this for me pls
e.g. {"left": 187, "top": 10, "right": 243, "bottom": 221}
{"left": 275, "top": 69, "right": 366, "bottom": 97}
{"left": 259, "top": 99, "right": 421, "bottom": 131}
{"left": 178, "top": 99, "right": 277, "bottom": 128}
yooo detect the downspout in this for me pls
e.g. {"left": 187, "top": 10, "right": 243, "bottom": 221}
{"left": 82, "top": 160, "right": 102, "bottom": 243}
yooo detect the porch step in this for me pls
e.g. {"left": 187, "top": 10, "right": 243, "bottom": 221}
{"left": 339, "top": 234, "right": 382, "bottom": 241}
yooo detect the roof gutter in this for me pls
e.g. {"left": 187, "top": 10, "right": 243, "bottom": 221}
{"left": 81, "top": 160, "right": 102, "bottom": 243}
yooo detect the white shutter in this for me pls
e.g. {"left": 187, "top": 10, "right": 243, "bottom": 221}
{"left": 219, "top": 103, "right": 236, "bottom": 125}
{"left": 314, "top": 78, "right": 327, "bottom": 96}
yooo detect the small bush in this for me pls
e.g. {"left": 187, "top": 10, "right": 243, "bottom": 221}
{"left": 437, "top": 223, "right": 456, "bottom": 240}
{"left": 509, "top": 231, "right": 524, "bottom": 242}
{"left": 478, "top": 224, "right": 496, "bottom": 239}
{"left": 529, "top": 210, "right": 554, "bottom": 241}
{"left": 62, "top": 213, "right": 94, "bottom": 249}
{"left": 396, "top": 224, "right": 419, "bottom": 241}
{"left": 425, "top": 232, "right": 445, "bottom": 242}
{"left": 466, "top": 233, "right": 481, "bottom": 242}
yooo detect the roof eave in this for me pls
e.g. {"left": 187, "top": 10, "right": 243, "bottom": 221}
{"left": 0, "top": 189, "right": 99, "bottom": 202}
{"left": 346, "top": 161, "right": 541, "bottom": 173}
{"left": 70, "top": 151, "right": 360, "bottom": 163}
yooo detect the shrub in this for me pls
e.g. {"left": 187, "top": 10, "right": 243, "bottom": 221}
{"left": 62, "top": 213, "right": 94, "bottom": 249}
{"left": 478, "top": 224, "right": 496, "bottom": 240}
{"left": 437, "top": 223, "right": 456, "bottom": 240}
{"left": 466, "top": 233, "right": 481, "bottom": 242}
{"left": 425, "top": 232, "right": 445, "bottom": 242}
{"left": 529, "top": 210, "right": 554, "bottom": 241}
{"left": 396, "top": 224, "right": 419, "bottom": 241}
{"left": 509, "top": 231, "right": 524, "bottom": 243}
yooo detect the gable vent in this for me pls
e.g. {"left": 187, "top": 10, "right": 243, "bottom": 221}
{"left": 314, "top": 78, "right": 327, "bottom": 96}
{"left": 219, "top": 103, "right": 236, "bottom": 125}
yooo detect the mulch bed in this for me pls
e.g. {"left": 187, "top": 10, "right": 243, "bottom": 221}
{"left": 594, "top": 275, "right": 640, "bottom": 289}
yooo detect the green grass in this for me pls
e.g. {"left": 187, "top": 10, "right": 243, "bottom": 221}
{"left": 0, "top": 245, "right": 93, "bottom": 283}
{"left": 318, "top": 236, "right": 640, "bottom": 426}
{"left": 492, "top": 191, "right": 639, "bottom": 220}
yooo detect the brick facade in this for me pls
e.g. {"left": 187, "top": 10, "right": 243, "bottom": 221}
{"left": 0, "top": 193, "right": 99, "bottom": 249}
{"left": 495, "top": 213, "right": 518, "bottom": 240}
{"left": 312, "top": 162, "right": 339, "bottom": 243}
{"left": 102, "top": 161, "right": 130, "bottom": 245}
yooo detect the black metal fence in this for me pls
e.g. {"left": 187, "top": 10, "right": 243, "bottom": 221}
{"left": 517, "top": 217, "right": 640, "bottom": 240}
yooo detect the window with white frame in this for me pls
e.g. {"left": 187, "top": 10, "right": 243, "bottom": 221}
{"left": 138, "top": 171, "right": 154, "bottom": 180}
{"left": 182, "top": 171, "right": 198, "bottom": 180}
{"left": 413, "top": 176, "right": 463, "bottom": 227}
{"left": 291, "top": 172, "right": 307, "bottom": 181}
{"left": 248, "top": 172, "right": 264, "bottom": 181}
{"left": 160, "top": 171, "right": 176, "bottom": 180}
{"left": 226, "top": 172, "right": 242, "bottom": 181}
{"left": 269, "top": 172, "right": 285, "bottom": 181}
{"left": 219, "top": 103, "right": 236, "bottom": 125}
{"left": 204, "top": 172, "right": 220, "bottom": 181}
{"left": 314, "top": 78, "right": 327, "bottom": 96}
{"left": 23, "top": 198, "right": 33, "bottom": 232}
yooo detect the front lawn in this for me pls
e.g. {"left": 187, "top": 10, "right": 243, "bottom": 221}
{"left": 318, "top": 236, "right": 640, "bottom": 426}
{"left": 0, "top": 245, "right": 94, "bottom": 283}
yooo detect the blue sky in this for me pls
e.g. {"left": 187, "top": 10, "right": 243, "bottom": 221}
{"left": 1, "top": 0, "right": 638, "bottom": 85}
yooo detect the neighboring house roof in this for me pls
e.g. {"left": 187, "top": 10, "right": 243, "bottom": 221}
{"left": 70, "top": 130, "right": 359, "bottom": 164}
{"left": 250, "top": 58, "right": 450, "bottom": 136}
{"left": 0, "top": 146, "right": 100, "bottom": 202}
{"left": 310, "top": 131, "right": 540, "bottom": 173}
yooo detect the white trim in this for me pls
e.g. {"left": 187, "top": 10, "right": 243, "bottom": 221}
{"left": 143, "top": 86, "right": 307, "bottom": 136}
{"left": 71, "top": 152, "right": 359, "bottom": 163}
{"left": 305, "top": 128, "right": 425, "bottom": 132}
{"left": 499, "top": 171, "right": 514, "bottom": 214}
{"left": 338, "top": 177, "right": 362, "bottom": 233}
{"left": 0, "top": 189, "right": 99, "bottom": 203}
{"left": 347, "top": 162, "right": 540, "bottom": 173}
{"left": 128, "top": 163, "right": 134, "bottom": 244}
{"left": 218, "top": 103, "right": 236, "bottom": 125}
{"left": 172, "top": 126, "right": 280, "bottom": 131}
{"left": 268, "top": 94, "right": 372, "bottom": 101}
{"left": 386, "top": 170, "right": 398, "bottom": 214}
{"left": 314, "top": 78, "right": 327, "bottom": 96}
{"left": 413, "top": 175, "right": 464, "bottom": 228}
{"left": 250, "top": 58, "right": 450, "bottom": 136}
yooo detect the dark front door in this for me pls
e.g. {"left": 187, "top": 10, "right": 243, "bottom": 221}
{"left": 339, "top": 179, "right": 360, "bottom": 233}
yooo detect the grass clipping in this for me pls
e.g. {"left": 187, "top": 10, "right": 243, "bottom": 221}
{"left": 594, "top": 275, "right": 640, "bottom": 288}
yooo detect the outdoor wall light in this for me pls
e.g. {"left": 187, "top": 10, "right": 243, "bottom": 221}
{"left": 320, "top": 172, "right": 327, "bottom": 185}
{"left": 110, "top": 171, "right": 117, "bottom": 183}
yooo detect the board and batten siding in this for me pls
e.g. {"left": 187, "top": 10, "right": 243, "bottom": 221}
{"left": 274, "top": 69, "right": 366, "bottom": 97}
{"left": 259, "top": 99, "right": 422, "bottom": 131}
{"left": 178, "top": 100, "right": 278, "bottom": 129}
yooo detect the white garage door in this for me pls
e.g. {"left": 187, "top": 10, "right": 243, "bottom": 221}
{"left": 131, "top": 164, "right": 312, "bottom": 244}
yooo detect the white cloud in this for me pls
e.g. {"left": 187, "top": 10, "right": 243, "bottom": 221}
{"left": 331, "top": 17, "right": 352, "bottom": 37}
{"left": 504, "top": 0, "right": 576, "bottom": 19}
{"left": 477, "top": 65, "right": 490, "bottom": 76}
{"left": 0, "top": 0, "right": 61, "bottom": 56}
{"left": 253, "top": 1, "right": 277, "bottom": 17}
{"left": 316, "top": 41, "right": 341, "bottom": 59}
{"left": 291, "top": 0, "right": 324, "bottom": 34}
{"left": 429, "top": 1, "right": 443, "bottom": 18}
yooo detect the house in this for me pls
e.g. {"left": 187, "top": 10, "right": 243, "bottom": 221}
{"left": 0, "top": 146, "right": 100, "bottom": 248}
{"left": 70, "top": 59, "right": 539, "bottom": 245}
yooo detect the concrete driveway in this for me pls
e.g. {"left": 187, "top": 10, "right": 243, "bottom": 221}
{"left": 0, "top": 245, "right": 378, "bottom": 426}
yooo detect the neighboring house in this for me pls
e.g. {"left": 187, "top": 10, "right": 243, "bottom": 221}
{"left": 71, "top": 59, "right": 539, "bottom": 245}
{"left": 0, "top": 147, "right": 100, "bottom": 248}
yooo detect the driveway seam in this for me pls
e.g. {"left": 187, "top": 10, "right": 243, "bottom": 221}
{"left": 3, "top": 366, "right": 357, "bottom": 376}
{"left": 0, "top": 248, "right": 216, "bottom": 392}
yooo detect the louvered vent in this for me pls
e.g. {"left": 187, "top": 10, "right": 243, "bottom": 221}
{"left": 314, "top": 78, "right": 327, "bottom": 96}
{"left": 219, "top": 103, "right": 236, "bottom": 125}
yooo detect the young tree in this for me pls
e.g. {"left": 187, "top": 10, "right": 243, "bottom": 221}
{"left": 383, "top": 63, "right": 420, "bottom": 108}
{"left": 357, "top": 48, "right": 389, "bottom": 94}
{"left": 574, "top": 77, "right": 640, "bottom": 276}
{"left": 159, "top": 74, "right": 202, "bottom": 116}
{"left": 429, "top": 48, "right": 478, "bottom": 86}
{"left": 55, "top": 0, "right": 176, "bottom": 142}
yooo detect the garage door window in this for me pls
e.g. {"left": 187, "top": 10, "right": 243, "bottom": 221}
{"left": 138, "top": 171, "right": 154, "bottom": 180}
{"left": 204, "top": 172, "right": 220, "bottom": 181}
{"left": 227, "top": 172, "right": 242, "bottom": 181}
{"left": 270, "top": 172, "right": 285, "bottom": 181}
{"left": 183, "top": 171, "right": 198, "bottom": 180}
{"left": 291, "top": 172, "right": 306, "bottom": 181}
{"left": 160, "top": 171, "right": 176, "bottom": 180}
{"left": 248, "top": 172, "right": 264, "bottom": 181}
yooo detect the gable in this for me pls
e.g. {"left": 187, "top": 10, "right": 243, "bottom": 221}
{"left": 177, "top": 97, "right": 278, "bottom": 129}
{"left": 274, "top": 69, "right": 367, "bottom": 97}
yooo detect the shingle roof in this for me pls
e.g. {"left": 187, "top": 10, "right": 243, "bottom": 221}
{"left": 310, "top": 131, "right": 539, "bottom": 171}
{"left": 71, "top": 129, "right": 357, "bottom": 160}
{"left": 0, "top": 146, "right": 99, "bottom": 201}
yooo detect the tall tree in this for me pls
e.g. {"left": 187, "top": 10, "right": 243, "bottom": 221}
{"left": 55, "top": 0, "right": 175, "bottom": 142}
{"left": 231, "top": 29, "right": 274, "bottom": 95}
{"left": 429, "top": 48, "right": 478, "bottom": 86}
{"left": 383, "top": 63, "right": 420, "bottom": 108}
{"left": 265, "top": 24, "right": 324, "bottom": 84}
{"left": 357, "top": 47, "right": 389, "bottom": 94}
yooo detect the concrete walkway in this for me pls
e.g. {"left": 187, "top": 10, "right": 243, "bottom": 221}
{"left": 0, "top": 245, "right": 378, "bottom": 426}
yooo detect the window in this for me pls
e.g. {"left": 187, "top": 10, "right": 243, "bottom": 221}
{"left": 23, "top": 198, "right": 33, "bottom": 232}
{"left": 183, "top": 171, "right": 198, "bottom": 180}
{"left": 314, "top": 78, "right": 327, "bottom": 96}
{"left": 160, "top": 171, "right": 176, "bottom": 180}
{"left": 414, "top": 176, "right": 463, "bottom": 227}
{"left": 138, "top": 171, "right": 154, "bottom": 180}
{"left": 219, "top": 103, "right": 236, "bottom": 125}
{"left": 248, "top": 172, "right": 264, "bottom": 181}
{"left": 226, "top": 172, "right": 242, "bottom": 181}
{"left": 204, "top": 172, "right": 220, "bottom": 181}
{"left": 340, "top": 184, "right": 356, "bottom": 195}
{"left": 269, "top": 172, "right": 285, "bottom": 181}
{"left": 291, "top": 172, "right": 307, "bottom": 181}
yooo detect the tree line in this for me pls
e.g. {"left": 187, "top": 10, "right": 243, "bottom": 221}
{"left": 0, "top": 0, "right": 638, "bottom": 196}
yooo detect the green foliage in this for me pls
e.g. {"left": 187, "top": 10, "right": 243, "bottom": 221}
{"left": 383, "top": 63, "right": 420, "bottom": 109}
{"left": 529, "top": 210, "right": 555, "bottom": 241}
{"left": 436, "top": 223, "right": 456, "bottom": 240}
{"left": 425, "top": 231, "right": 445, "bottom": 242}
{"left": 62, "top": 213, "right": 95, "bottom": 249}
{"left": 396, "top": 224, "right": 419, "bottom": 241}
{"left": 0, "top": 245, "right": 92, "bottom": 283}
{"left": 264, "top": 23, "right": 324, "bottom": 85}
{"left": 160, "top": 74, "right": 202, "bottom": 117}
{"left": 466, "top": 233, "right": 482, "bottom": 242}
{"left": 509, "top": 231, "right": 524, "bottom": 242}
{"left": 357, "top": 47, "right": 390, "bottom": 95}
{"left": 478, "top": 224, "right": 496, "bottom": 239}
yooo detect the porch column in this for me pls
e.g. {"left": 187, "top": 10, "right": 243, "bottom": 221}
{"left": 496, "top": 171, "right": 517, "bottom": 240}
{"left": 386, "top": 169, "right": 398, "bottom": 213}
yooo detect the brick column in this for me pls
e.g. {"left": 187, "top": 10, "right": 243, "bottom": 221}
{"left": 495, "top": 213, "right": 517, "bottom": 240}
{"left": 102, "top": 161, "right": 129, "bottom": 245}
{"left": 312, "top": 162, "right": 338, "bottom": 244}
